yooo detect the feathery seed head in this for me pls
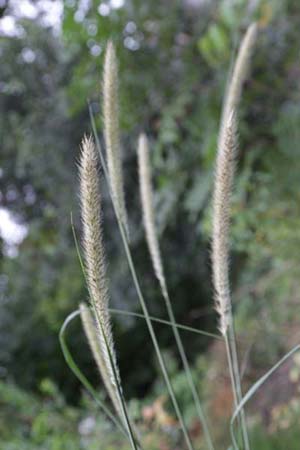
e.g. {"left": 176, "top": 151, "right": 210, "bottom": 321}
{"left": 79, "top": 135, "right": 119, "bottom": 392}
{"left": 103, "top": 41, "right": 129, "bottom": 236}
{"left": 138, "top": 133, "right": 167, "bottom": 297}
{"left": 213, "top": 23, "right": 258, "bottom": 335}
{"left": 212, "top": 111, "right": 238, "bottom": 336}
{"left": 79, "top": 135, "right": 109, "bottom": 321}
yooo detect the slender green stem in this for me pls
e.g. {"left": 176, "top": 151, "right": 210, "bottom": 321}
{"left": 89, "top": 104, "right": 194, "bottom": 450}
{"left": 228, "top": 321, "right": 250, "bottom": 450}
{"left": 225, "top": 332, "right": 239, "bottom": 415}
{"left": 162, "top": 288, "right": 215, "bottom": 450}
{"left": 110, "top": 308, "right": 221, "bottom": 340}
{"left": 224, "top": 315, "right": 250, "bottom": 450}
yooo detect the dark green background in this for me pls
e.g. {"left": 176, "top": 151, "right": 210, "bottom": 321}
{"left": 1, "top": 0, "right": 300, "bottom": 448}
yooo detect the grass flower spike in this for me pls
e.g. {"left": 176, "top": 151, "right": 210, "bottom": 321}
{"left": 137, "top": 134, "right": 166, "bottom": 296}
{"left": 212, "top": 111, "right": 237, "bottom": 336}
{"left": 212, "top": 24, "right": 258, "bottom": 450}
{"left": 212, "top": 24, "right": 258, "bottom": 449}
{"left": 79, "top": 135, "right": 114, "bottom": 362}
{"left": 79, "top": 136, "right": 122, "bottom": 410}
{"left": 103, "top": 41, "right": 129, "bottom": 236}
{"left": 213, "top": 110, "right": 251, "bottom": 450}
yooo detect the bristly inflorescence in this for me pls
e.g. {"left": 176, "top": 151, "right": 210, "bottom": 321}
{"left": 137, "top": 133, "right": 167, "bottom": 298}
{"left": 103, "top": 41, "right": 129, "bottom": 237}
{"left": 79, "top": 134, "right": 120, "bottom": 396}
{"left": 213, "top": 22, "right": 258, "bottom": 336}
{"left": 212, "top": 112, "right": 238, "bottom": 336}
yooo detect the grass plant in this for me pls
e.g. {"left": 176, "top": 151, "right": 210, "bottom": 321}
{"left": 59, "top": 22, "right": 300, "bottom": 450}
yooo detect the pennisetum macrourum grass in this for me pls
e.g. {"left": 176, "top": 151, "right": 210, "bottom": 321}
{"left": 212, "top": 22, "right": 258, "bottom": 450}
{"left": 78, "top": 135, "right": 138, "bottom": 450}
{"left": 212, "top": 111, "right": 238, "bottom": 338}
{"left": 79, "top": 135, "right": 116, "bottom": 386}
{"left": 72, "top": 23, "right": 260, "bottom": 450}
{"left": 99, "top": 41, "right": 195, "bottom": 450}
{"left": 137, "top": 133, "right": 215, "bottom": 450}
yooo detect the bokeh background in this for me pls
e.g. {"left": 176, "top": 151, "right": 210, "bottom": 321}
{"left": 1, "top": 0, "right": 300, "bottom": 448}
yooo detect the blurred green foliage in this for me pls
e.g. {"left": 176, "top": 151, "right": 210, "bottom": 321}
{"left": 0, "top": 379, "right": 135, "bottom": 449}
{"left": 1, "top": 0, "right": 300, "bottom": 447}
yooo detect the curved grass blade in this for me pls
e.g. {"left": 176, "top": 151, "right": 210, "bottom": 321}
{"left": 59, "top": 309, "right": 127, "bottom": 438}
{"left": 230, "top": 344, "right": 300, "bottom": 449}
{"left": 109, "top": 308, "right": 221, "bottom": 340}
